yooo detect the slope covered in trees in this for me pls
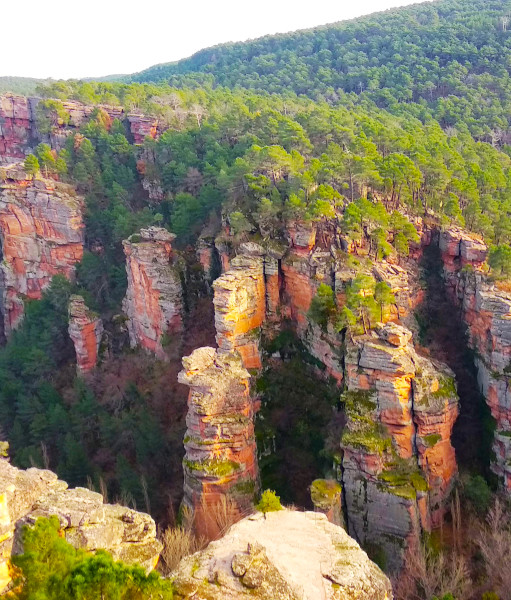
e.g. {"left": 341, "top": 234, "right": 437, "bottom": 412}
{"left": 124, "top": 0, "right": 511, "bottom": 141}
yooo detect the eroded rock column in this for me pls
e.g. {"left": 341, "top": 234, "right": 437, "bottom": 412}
{"left": 122, "top": 227, "right": 183, "bottom": 358}
{"left": 68, "top": 295, "right": 103, "bottom": 376}
{"left": 178, "top": 347, "right": 259, "bottom": 538}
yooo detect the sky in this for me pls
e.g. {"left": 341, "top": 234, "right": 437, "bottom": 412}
{"left": 2, "top": 0, "right": 432, "bottom": 80}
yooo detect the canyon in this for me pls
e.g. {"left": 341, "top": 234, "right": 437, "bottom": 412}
{"left": 1, "top": 88, "right": 511, "bottom": 586}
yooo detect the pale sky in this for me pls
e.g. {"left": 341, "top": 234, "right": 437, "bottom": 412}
{"left": 2, "top": 0, "right": 432, "bottom": 80}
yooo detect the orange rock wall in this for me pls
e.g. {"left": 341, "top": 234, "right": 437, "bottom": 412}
{"left": 439, "top": 227, "right": 511, "bottom": 490}
{"left": 0, "top": 171, "right": 84, "bottom": 335}
{"left": 0, "top": 94, "right": 163, "bottom": 163}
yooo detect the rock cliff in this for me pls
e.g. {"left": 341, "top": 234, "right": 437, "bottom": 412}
{"left": 0, "top": 455, "right": 162, "bottom": 593}
{"left": 438, "top": 228, "right": 511, "bottom": 491}
{"left": 172, "top": 509, "right": 393, "bottom": 600}
{"left": 0, "top": 94, "right": 162, "bottom": 163}
{"left": 0, "top": 166, "right": 84, "bottom": 336}
{"left": 0, "top": 95, "right": 33, "bottom": 162}
{"left": 122, "top": 226, "right": 183, "bottom": 358}
{"left": 178, "top": 347, "right": 259, "bottom": 538}
{"left": 68, "top": 295, "right": 104, "bottom": 375}
{"left": 341, "top": 322, "right": 458, "bottom": 570}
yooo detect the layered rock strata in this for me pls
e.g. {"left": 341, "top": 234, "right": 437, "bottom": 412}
{"left": 0, "top": 168, "right": 84, "bottom": 335}
{"left": 68, "top": 295, "right": 103, "bottom": 375}
{"left": 213, "top": 249, "right": 266, "bottom": 369}
{"left": 0, "top": 95, "right": 33, "bottom": 162}
{"left": 341, "top": 322, "right": 458, "bottom": 571}
{"left": 0, "top": 455, "right": 162, "bottom": 592}
{"left": 439, "top": 228, "right": 511, "bottom": 490}
{"left": 122, "top": 227, "right": 183, "bottom": 358}
{"left": 178, "top": 347, "right": 259, "bottom": 538}
{"left": 172, "top": 509, "right": 393, "bottom": 600}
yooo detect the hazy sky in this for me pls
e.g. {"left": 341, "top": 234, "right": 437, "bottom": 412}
{"left": 3, "top": 0, "right": 431, "bottom": 80}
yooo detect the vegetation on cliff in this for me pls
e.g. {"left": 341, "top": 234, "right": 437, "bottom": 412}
{"left": 7, "top": 517, "right": 174, "bottom": 599}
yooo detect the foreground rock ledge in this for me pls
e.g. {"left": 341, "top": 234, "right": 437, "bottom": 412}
{"left": 172, "top": 509, "right": 393, "bottom": 600}
{"left": 0, "top": 457, "right": 162, "bottom": 592}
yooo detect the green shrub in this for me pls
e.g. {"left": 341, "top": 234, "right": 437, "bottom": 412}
{"left": 463, "top": 474, "right": 492, "bottom": 514}
{"left": 10, "top": 516, "right": 174, "bottom": 599}
{"left": 256, "top": 489, "right": 283, "bottom": 513}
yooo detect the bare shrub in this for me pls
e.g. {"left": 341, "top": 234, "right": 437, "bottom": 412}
{"left": 159, "top": 526, "right": 206, "bottom": 576}
{"left": 198, "top": 496, "right": 249, "bottom": 541}
{"left": 477, "top": 498, "right": 511, "bottom": 596}
{"left": 395, "top": 541, "right": 471, "bottom": 600}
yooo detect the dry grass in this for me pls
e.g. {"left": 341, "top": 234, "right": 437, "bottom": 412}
{"left": 477, "top": 498, "right": 511, "bottom": 597}
{"left": 159, "top": 526, "right": 207, "bottom": 576}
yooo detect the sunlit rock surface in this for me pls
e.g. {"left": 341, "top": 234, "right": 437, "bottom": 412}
{"left": 0, "top": 455, "right": 162, "bottom": 592}
{"left": 172, "top": 510, "right": 392, "bottom": 600}
{"left": 0, "top": 166, "right": 84, "bottom": 336}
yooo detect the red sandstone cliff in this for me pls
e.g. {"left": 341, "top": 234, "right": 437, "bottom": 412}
{"left": 122, "top": 227, "right": 183, "bottom": 358}
{"left": 438, "top": 228, "right": 511, "bottom": 491}
{"left": 0, "top": 166, "right": 84, "bottom": 335}
{"left": 0, "top": 94, "right": 162, "bottom": 163}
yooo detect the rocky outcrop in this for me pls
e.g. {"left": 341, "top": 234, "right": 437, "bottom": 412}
{"left": 0, "top": 455, "right": 161, "bottom": 592}
{"left": 0, "top": 167, "right": 84, "bottom": 336}
{"left": 172, "top": 509, "right": 393, "bottom": 600}
{"left": 213, "top": 250, "right": 266, "bottom": 369}
{"left": 0, "top": 95, "right": 33, "bottom": 162}
{"left": 178, "top": 347, "right": 259, "bottom": 538}
{"left": 438, "top": 228, "right": 511, "bottom": 491}
{"left": 341, "top": 322, "right": 458, "bottom": 571}
{"left": 122, "top": 227, "right": 183, "bottom": 358}
{"left": 0, "top": 94, "right": 163, "bottom": 162}
{"left": 68, "top": 295, "right": 103, "bottom": 376}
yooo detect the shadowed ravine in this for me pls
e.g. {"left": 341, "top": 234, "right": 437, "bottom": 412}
{"left": 417, "top": 240, "right": 494, "bottom": 477}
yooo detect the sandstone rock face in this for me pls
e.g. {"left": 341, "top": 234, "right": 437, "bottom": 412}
{"left": 0, "top": 94, "right": 162, "bottom": 162}
{"left": 213, "top": 253, "right": 265, "bottom": 369}
{"left": 0, "top": 457, "right": 162, "bottom": 592}
{"left": 178, "top": 347, "right": 259, "bottom": 538}
{"left": 127, "top": 113, "right": 159, "bottom": 144}
{"left": 68, "top": 295, "right": 103, "bottom": 376}
{"left": 172, "top": 510, "right": 393, "bottom": 600}
{"left": 0, "top": 95, "right": 33, "bottom": 162}
{"left": 122, "top": 227, "right": 183, "bottom": 358}
{"left": 0, "top": 169, "right": 84, "bottom": 336}
{"left": 438, "top": 228, "right": 511, "bottom": 490}
{"left": 341, "top": 323, "right": 458, "bottom": 571}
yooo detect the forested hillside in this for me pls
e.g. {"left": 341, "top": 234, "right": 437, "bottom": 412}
{"left": 126, "top": 0, "right": 511, "bottom": 140}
